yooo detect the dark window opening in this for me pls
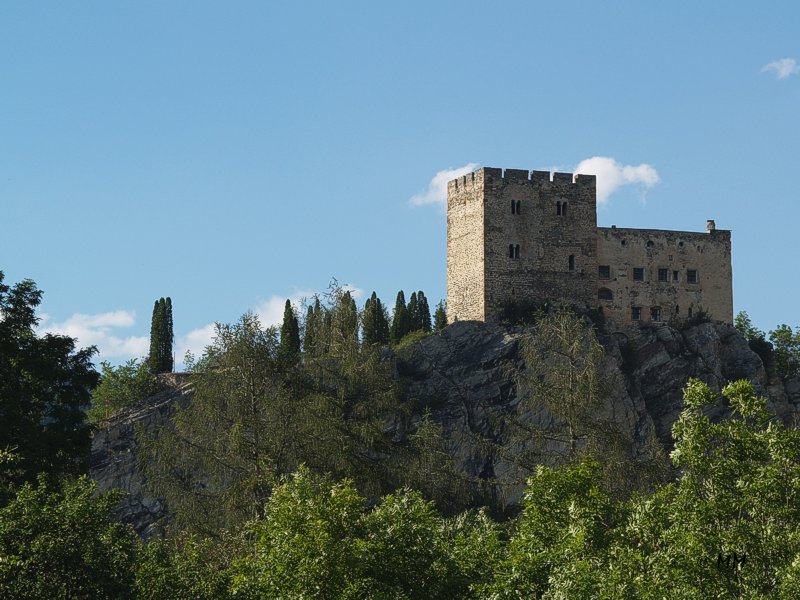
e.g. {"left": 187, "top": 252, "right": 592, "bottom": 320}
{"left": 632, "top": 307, "right": 642, "bottom": 321}
{"left": 511, "top": 200, "right": 516, "bottom": 214}
{"left": 673, "top": 270, "right": 679, "bottom": 281}
{"left": 688, "top": 306, "right": 693, "bottom": 318}
{"left": 675, "top": 304, "right": 680, "bottom": 314}
{"left": 514, "top": 244, "right": 520, "bottom": 259}
{"left": 598, "top": 288, "right": 613, "bottom": 301}
{"left": 568, "top": 255, "right": 575, "bottom": 271}
{"left": 556, "top": 201, "right": 562, "bottom": 216}
{"left": 646, "top": 240, "right": 654, "bottom": 248}
{"left": 599, "top": 265, "right": 611, "bottom": 279}
{"left": 658, "top": 268, "right": 668, "bottom": 282}
{"left": 651, "top": 307, "right": 662, "bottom": 322}
{"left": 633, "top": 267, "right": 644, "bottom": 281}
{"left": 687, "top": 269, "right": 698, "bottom": 284}
{"left": 562, "top": 202, "right": 568, "bottom": 217}
{"left": 516, "top": 200, "right": 521, "bottom": 214}
{"left": 509, "top": 244, "right": 514, "bottom": 258}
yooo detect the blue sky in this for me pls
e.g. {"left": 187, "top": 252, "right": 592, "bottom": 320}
{"left": 2, "top": 1, "right": 798, "bottom": 366}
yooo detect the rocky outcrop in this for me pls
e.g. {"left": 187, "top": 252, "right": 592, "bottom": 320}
{"left": 90, "top": 321, "right": 800, "bottom": 534}
{"left": 89, "top": 380, "right": 191, "bottom": 538}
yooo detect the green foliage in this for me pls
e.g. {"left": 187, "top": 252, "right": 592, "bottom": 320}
{"left": 769, "top": 323, "right": 800, "bottom": 378}
{"left": 88, "top": 358, "right": 159, "bottom": 423}
{"left": 231, "top": 466, "right": 500, "bottom": 599}
{"left": 303, "top": 297, "right": 323, "bottom": 357}
{"left": 0, "top": 271, "right": 98, "bottom": 484}
{"left": 735, "top": 310, "right": 765, "bottom": 342}
{"left": 362, "top": 291, "right": 390, "bottom": 346}
{"left": 149, "top": 297, "right": 174, "bottom": 374}
{"left": 433, "top": 300, "right": 447, "bottom": 331}
{"left": 0, "top": 475, "right": 139, "bottom": 599}
{"left": 390, "top": 290, "right": 411, "bottom": 344}
{"left": 395, "top": 328, "right": 431, "bottom": 350}
{"left": 135, "top": 533, "right": 235, "bottom": 600}
{"left": 278, "top": 299, "right": 301, "bottom": 367}
{"left": 416, "top": 290, "right": 432, "bottom": 332}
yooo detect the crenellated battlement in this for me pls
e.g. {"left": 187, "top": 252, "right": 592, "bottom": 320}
{"left": 449, "top": 167, "right": 596, "bottom": 191}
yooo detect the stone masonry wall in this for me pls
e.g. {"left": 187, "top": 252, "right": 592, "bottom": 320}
{"left": 481, "top": 168, "right": 597, "bottom": 321}
{"left": 597, "top": 225, "right": 733, "bottom": 327}
{"left": 447, "top": 170, "right": 486, "bottom": 322}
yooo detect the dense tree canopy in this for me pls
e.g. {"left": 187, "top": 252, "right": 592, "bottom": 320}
{"left": 0, "top": 272, "right": 98, "bottom": 484}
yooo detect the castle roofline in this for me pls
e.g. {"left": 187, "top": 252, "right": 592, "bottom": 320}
{"left": 598, "top": 225, "right": 731, "bottom": 236}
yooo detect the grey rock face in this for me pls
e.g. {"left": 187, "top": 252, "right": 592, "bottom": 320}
{"left": 90, "top": 320, "right": 796, "bottom": 534}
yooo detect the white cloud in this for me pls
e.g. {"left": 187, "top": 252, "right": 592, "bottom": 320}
{"left": 573, "top": 156, "right": 660, "bottom": 204}
{"left": 762, "top": 58, "right": 800, "bottom": 80}
{"left": 38, "top": 310, "right": 149, "bottom": 361}
{"left": 409, "top": 162, "right": 479, "bottom": 207}
{"left": 175, "top": 323, "right": 217, "bottom": 367}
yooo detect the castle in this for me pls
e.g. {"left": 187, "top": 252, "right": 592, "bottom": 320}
{"left": 446, "top": 167, "right": 733, "bottom": 328}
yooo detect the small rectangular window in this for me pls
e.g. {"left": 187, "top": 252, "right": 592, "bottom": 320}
{"left": 687, "top": 269, "right": 698, "bottom": 284}
{"left": 599, "top": 265, "right": 610, "bottom": 279}
{"left": 633, "top": 267, "right": 644, "bottom": 281}
{"left": 658, "top": 268, "right": 668, "bottom": 282}
{"left": 672, "top": 270, "right": 679, "bottom": 282}
{"left": 632, "top": 307, "right": 642, "bottom": 321}
{"left": 651, "top": 307, "right": 661, "bottom": 322}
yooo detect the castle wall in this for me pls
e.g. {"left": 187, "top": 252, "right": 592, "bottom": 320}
{"left": 596, "top": 225, "right": 733, "bottom": 326}
{"left": 447, "top": 170, "right": 486, "bottom": 321}
{"left": 481, "top": 168, "right": 598, "bottom": 322}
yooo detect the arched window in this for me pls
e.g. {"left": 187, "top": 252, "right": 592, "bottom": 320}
{"left": 568, "top": 255, "right": 575, "bottom": 271}
{"left": 598, "top": 288, "right": 613, "bottom": 301}
{"left": 556, "top": 201, "right": 561, "bottom": 216}
{"left": 509, "top": 244, "right": 514, "bottom": 258}
{"left": 514, "top": 244, "right": 520, "bottom": 259}
{"left": 562, "top": 202, "right": 568, "bottom": 217}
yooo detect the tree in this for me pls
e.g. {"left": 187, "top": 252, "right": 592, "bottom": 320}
{"left": 407, "top": 292, "right": 419, "bottom": 331}
{"left": 302, "top": 298, "right": 322, "bottom": 357}
{"left": 390, "top": 290, "right": 411, "bottom": 344}
{"left": 0, "top": 475, "right": 139, "bottom": 599}
{"left": 769, "top": 323, "right": 800, "bottom": 377}
{"left": 417, "top": 290, "right": 432, "bottom": 332}
{"left": 277, "top": 300, "right": 300, "bottom": 367}
{"left": 362, "top": 291, "right": 389, "bottom": 346}
{"left": 149, "top": 297, "right": 174, "bottom": 374}
{"left": 87, "top": 358, "right": 159, "bottom": 423}
{"left": 433, "top": 300, "right": 447, "bottom": 332}
{"left": 0, "top": 272, "right": 98, "bottom": 484}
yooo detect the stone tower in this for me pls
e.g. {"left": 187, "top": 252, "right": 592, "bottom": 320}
{"left": 447, "top": 167, "right": 598, "bottom": 323}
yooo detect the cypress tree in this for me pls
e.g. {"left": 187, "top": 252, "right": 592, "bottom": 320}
{"left": 434, "top": 300, "right": 447, "bottom": 332}
{"left": 407, "top": 292, "right": 419, "bottom": 332}
{"left": 363, "top": 292, "right": 390, "bottom": 346}
{"left": 390, "top": 291, "right": 411, "bottom": 344}
{"left": 303, "top": 304, "right": 316, "bottom": 356}
{"left": 279, "top": 299, "right": 301, "bottom": 366}
{"left": 417, "top": 291, "right": 432, "bottom": 332}
{"left": 149, "top": 297, "right": 174, "bottom": 373}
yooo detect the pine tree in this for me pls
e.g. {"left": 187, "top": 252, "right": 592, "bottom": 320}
{"left": 434, "top": 300, "right": 447, "bottom": 332}
{"left": 279, "top": 299, "right": 301, "bottom": 366}
{"left": 417, "top": 291, "right": 432, "bottom": 332}
{"left": 303, "top": 304, "right": 316, "bottom": 356}
{"left": 390, "top": 291, "right": 411, "bottom": 345}
{"left": 163, "top": 297, "right": 174, "bottom": 372}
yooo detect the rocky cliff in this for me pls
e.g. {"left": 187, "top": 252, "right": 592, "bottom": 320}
{"left": 90, "top": 321, "right": 800, "bottom": 534}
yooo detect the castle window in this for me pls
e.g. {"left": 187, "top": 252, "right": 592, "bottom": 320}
{"left": 687, "top": 269, "right": 698, "bottom": 284}
{"left": 511, "top": 200, "right": 516, "bottom": 214}
{"left": 688, "top": 306, "right": 693, "bottom": 318}
{"left": 516, "top": 200, "right": 521, "bottom": 214}
{"left": 658, "top": 268, "right": 668, "bottom": 282}
{"left": 673, "top": 270, "right": 679, "bottom": 282}
{"left": 646, "top": 240, "right": 655, "bottom": 248}
{"left": 568, "top": 255, "right": 575, "bottom": 271}
{"left": 598, "top": 288, "right": 613, "bottom": 301}
{"left": 556, "top": 201, "right": 562, "bottom": 216}
{"left": 562, "top": 202, "right": 568, "bottom": 217}
{"left": 631, "top": 307, "right": 642, "bottom": 321}
{"left": 599, "top": 265, "right": 611, "bottom": 279}
{"left": 675, "top": 304, "right": 680, "bottom": 314}
{"left": 651, "top": 307, "right": 662, "bottom": 322}
{"left": 509, "top": 244, "right": 514, "bottom": 258}
{"left": 633, "top": 267, "right": 644, "bottom": 281}
{"left": 514, "top": 244, "right": 520, "bottom": 259}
